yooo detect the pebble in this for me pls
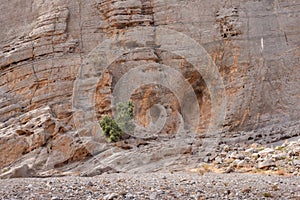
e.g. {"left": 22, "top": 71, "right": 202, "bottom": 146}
{"left": 26, "top": 184, "right": 33, "bottom": 189}
{"left": 237, "top": 160, "right": 245, "bottom": 167}
{"left": 244, "top": 157, "right": 251, "bottom": 161}
{"left": 223, "top": 145, "right": 230, "bottom": 152}
{"left": 292, "top": 159, "right": 300, "bottom": 166}
{"left": 87, "top": 181, "right": 93, "bottom": 187}
{"left": 203, "top": 156, "right": 209, "bottom": 163}
{"left": 149, "top": 192, "right": 157, "bottom": 200}
{"left": 230, "top": 152, "right": 238, "bottom": 159}
{"left": 125, "top": 193, "right": 134, "bottom": 200}
{"left": 245, "top": 148, "right": 254, "bottom": 153}
{"left": 252, "top": 153, "right": 259, "bottom": 159}
{"left": 215, "top": 156, "right": 223, "bottom": 164}
{"left": 103, "top": 193, "right": 118, "bottom": 200}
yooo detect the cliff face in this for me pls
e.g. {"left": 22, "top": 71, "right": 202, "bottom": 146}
{"left": 0, "top": 0, "right": 299, "bottom": 176}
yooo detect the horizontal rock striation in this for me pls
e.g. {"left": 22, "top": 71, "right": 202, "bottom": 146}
{"left": 0, "top": 0, "right": 299, "bottom": 176}
{"left": 0, "top": 6, "right": 80, "bottom": 123}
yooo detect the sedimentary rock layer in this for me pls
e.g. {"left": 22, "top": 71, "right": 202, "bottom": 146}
{"left": 0, "top": 0, "right": 299, "bottom": 176}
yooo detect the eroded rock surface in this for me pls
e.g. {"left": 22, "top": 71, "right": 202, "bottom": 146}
{"left": 0, "top": 0, "right": 299, "bottom": 176}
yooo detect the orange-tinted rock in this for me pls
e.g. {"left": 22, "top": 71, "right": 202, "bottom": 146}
{"left": 0, "top": 0, "right": 299, "bottom": 176}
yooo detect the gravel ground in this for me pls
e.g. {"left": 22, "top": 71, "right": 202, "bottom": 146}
{"left": 0, "top": 172, "right": 299, "bottom": 200}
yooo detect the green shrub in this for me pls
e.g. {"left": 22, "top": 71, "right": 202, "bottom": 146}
{"left": 99, "top": 115, "right": 123, "bottom": 142}
{"left": 99, "top": 101, "right": 135, "bottom": 142}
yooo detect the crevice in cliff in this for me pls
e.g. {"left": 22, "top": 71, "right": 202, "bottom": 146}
{"left": 284, "top": 32, "right": 289, "bottom": 45}
{"left": 29, "top": 60, "right": 40, "bottom": 108}
{"left": 0, "top": 57, "right": 33, "bottom": 71}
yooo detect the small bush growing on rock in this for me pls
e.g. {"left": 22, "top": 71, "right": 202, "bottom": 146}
{"left": 100, "top": 115, "right": 123, "bottom": 142}
{"left": 99, "top": 101, "right": 135, "bottom": 142}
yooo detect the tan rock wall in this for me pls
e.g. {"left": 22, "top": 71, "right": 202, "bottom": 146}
{"left": 0, "top": 0, "right": 299, "bottom": 173}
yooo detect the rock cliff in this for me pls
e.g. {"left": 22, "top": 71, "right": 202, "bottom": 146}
{"left": 0, "top": 0, "right": 299, "bottom": 177}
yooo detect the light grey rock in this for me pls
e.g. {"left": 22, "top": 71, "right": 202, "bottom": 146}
{"left": 292, "top": 160, "right": 300, "bottom": 166}
{"left": 258, "top": 159, "right": 276, "bottom": 169}
{"left": 245, "top": 148, "right": 254, "bottom": 153}
{"left": 272, "top": 153, "right": 287, "bottom": 160}
{"left": 215, "top": 156, "right": 223, "bottom": 164}
{"left": 293, "top": 147, "right": 300, "bottom": 156}
{"left": 230, "top": 152, "right": 238, "bottom": 159}
{"left": 237, "top": 160, "right": 245, "bottom": 168}
{"left": 258, "top": 148, "right": 275, "bottom": 156}
{"left": 149, "top": 192, "right": 157, "bottom": 200}
{"left": 0, "top": 164, "right": 34, "bottom": 179}
{"left": 103, "top": 193, "right": 118, "bottom": 200}
{"left": 244, "top": 157, "right": 251, "bottom": 162}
